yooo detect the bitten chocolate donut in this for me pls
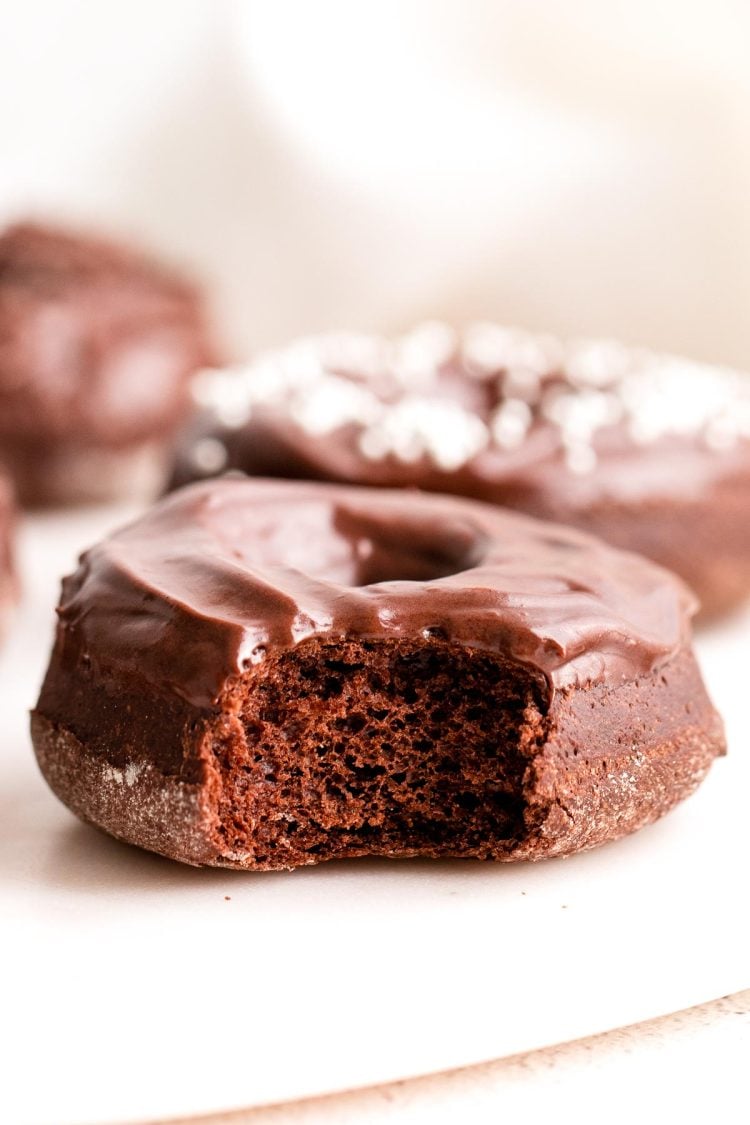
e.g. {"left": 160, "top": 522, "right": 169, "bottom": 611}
{"left": 0, "top": 470, "right": 17, "bottom": 641}
{"left": 0, "top": 221, "right": 216, "bottom": 505}
{"left": 169, "top": 323, "right": 750, "bottom": 618}
{"left": 32, "top": 478, "right": 724, "bottom": 869}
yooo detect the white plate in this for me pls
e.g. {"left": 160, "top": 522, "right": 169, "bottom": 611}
{"left": 1, "top": 507, "right": 748, "bottom": 1125}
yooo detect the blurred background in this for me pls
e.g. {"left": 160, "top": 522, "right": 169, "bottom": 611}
{"left": 3, "top": 0, "right": 749, "bottom": 363}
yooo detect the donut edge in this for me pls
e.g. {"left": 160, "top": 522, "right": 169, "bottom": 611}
{"left": 30, "top": 713, "right": 219, "bottom": 868}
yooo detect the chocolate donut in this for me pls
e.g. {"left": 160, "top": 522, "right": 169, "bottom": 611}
{"left": 32, "top": 477, "right": 724, "bottom": 869}
{"left": 169, "top": 323, "right": 750, "bottom": 618}
{"left": 0, "top": 221, "right": 216, "bottom": 505}
{"left": 0, "top": 470, "right": 17, "bottom": 641}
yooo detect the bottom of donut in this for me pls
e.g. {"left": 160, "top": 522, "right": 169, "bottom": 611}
{"left": 0, "top": 437, "right": 169, "bottom": 506}
{"left": 31, "top": 638, "right": 725, "bottom": 870}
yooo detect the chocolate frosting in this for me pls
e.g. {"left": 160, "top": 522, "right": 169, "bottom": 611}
{"left": 56, "top": 478, "right": 694, "bottom": 708}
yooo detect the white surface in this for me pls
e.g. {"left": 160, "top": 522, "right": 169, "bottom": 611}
{"left": 172, "top": 990, "right": 750, "bottom": 1125}
{"left": 0, "top": 507, "right": 748, "bottom": 1125}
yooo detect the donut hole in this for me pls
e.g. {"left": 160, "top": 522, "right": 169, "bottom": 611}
{"left": 225, "top": 499, "right": 486, "bottom": 586}
{"left": 207, "top": 638, "right": 549, "bottom": 865}
{"left": 349, "top": 536, "right": 478, "bottom": 585}
{"left": 336, "top": 507, "right": 486, "bottom": 586}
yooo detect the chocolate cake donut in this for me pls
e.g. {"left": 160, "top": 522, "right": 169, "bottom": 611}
{"left": 0, "top": 221, "right": 215, "bottom": 505}
{"left": 169, "top": 323, "right": 750, "bottom": 618}
{"left": 32, "top": 477, "right": 724, "bottom": 869}
{"left": 0, "top": 470, "right": 18, "bottom": 640}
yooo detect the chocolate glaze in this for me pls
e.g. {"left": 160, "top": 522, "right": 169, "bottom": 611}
{"left": 56, "top": 477, "right": 694, "bottom": 709}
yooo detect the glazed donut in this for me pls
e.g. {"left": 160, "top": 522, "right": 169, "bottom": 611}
{"left": 169, "top": 323, "right": 750, "bottom": 618}
{"left": 0, "top": 221, "right": 216, "bottom": 505}
{"left": 32, "top": 477, "right": 724, "bottom": 869}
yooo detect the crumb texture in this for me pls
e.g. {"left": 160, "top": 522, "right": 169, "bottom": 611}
{"left": 205, "top": 640, "right": 547, "bottom": 867}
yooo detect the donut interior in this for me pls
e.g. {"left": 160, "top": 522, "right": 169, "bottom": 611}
{"left": 205, "top": 639, "right": 547, "bottom": 866}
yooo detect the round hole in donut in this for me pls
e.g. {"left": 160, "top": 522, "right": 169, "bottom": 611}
{"left": 222, "top": 497, "right": 487, "bottom": 587}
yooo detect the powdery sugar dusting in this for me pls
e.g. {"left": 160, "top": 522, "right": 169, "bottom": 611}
{"left": 187, "top": 323, "right": 750, "bottom": 474}
{"left": 37, "top": 721, "right": 211, "bottom": 866}
{"left": 358, "top": 396, "right": 489, "bottom": 470}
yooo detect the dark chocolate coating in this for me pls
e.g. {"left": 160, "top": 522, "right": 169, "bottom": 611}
{"left": 49, "top": 477, "right": 693, "bottom": 707}
{"left": 31, "top": 478, "right": 724, "bottom": 869}
{"left": 0, "top": 221, "right": 216, "bottom": 504}
{"left": 168, "top": 325, "right": 750, "bottom": 618}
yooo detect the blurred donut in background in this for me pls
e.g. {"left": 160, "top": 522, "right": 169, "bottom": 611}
{"left": 0, "top": 221, "right": 217, "bottom": 506}
{"left": 0, "top": 470, "right": 18, "bottom": 642}
{"left": 169, "top": 322, "right": 750, "bottom": 620}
